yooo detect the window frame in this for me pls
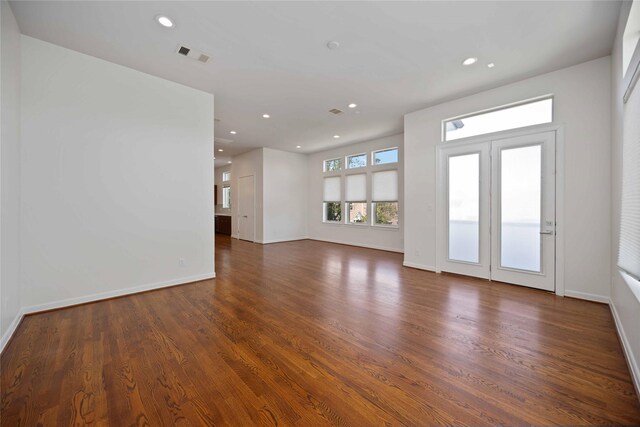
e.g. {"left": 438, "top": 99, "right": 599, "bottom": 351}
{"left": 372, "top": 147, "right": 399, "bottom": 166}
{"left": 346, "top": 152, "right": 368, "bottom": 169}
{"left": 222, "top": 171, "right": 231, "bottom": 182}
{"left": 372, "top": 201, "right": 399, "bottom": 228}
{"left": 442, "top": 96, "right": 554, "bottom": 142}
{"left": 320, "top": 148, "right": 400, "bottom": 229}
{"left": 323, "top": 158, "right": 343, "bottom": 173}
{"left": 345, "top": 201, "right": 369, "bottom": 226}
{"left": 222, "top": 185, "right": 231, "bottom": 209}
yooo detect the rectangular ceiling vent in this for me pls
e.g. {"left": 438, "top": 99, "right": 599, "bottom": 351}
{"left": 175, "top": 44, "right": 212, "bottom": 64}
{"left": 329, "top": 108, "right": 344, "bottom": 115}
{"left": 214, "top": 137, "right": 233, "bottom": 144}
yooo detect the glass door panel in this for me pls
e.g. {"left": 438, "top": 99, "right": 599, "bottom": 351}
{"left": 500, "top": 145, "right": 542, "bottom": 272}
{"left": 448, "top": 153, "right": 480, "bottom": 263}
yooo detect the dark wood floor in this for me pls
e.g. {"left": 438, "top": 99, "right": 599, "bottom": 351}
{"left": 2, "top": 236, "right": 640, "bottom": 426}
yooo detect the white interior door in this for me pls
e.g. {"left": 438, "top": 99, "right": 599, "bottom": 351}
{"left": 490, "top": 132, "right": 555, "bottom": 291}
{"left": 438, "top": 130, "right": 556, "bottom": 291}
{"left": 238, "top": 175, "right": 255, "bottom": 242}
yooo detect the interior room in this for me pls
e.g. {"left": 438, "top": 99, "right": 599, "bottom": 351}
{"left": 2, "top": 0, "right": 640, "bottom": 425}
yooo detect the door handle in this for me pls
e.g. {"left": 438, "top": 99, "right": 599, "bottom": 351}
{"left": 243, "top": 215, "right": 248, "bottom": 218}
{"left": 539, "top": 230, "right": 554, "bottom": 235}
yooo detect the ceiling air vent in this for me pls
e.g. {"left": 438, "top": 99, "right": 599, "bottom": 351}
{"left": 175, "top": 44, "right": 212, "bottom": 65}
{"left": 329, "top": 108, "right": 343, "bottom": 115}
{"left": 214, "top": 137, "right": 233, "bottom": 144}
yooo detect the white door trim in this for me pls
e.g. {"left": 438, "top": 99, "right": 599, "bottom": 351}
{"left": 435, "top": 123, "right": 566, "bottom": 296}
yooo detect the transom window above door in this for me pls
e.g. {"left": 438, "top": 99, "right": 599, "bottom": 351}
{"left": 443, "top": 97, "right": 553, "bottom": 141}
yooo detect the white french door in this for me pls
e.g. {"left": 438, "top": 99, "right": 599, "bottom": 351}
{"left": 438, "top": 130, "right": 556, "bottom": 291}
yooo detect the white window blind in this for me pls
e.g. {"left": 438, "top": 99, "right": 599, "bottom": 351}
{"left": 323, "top": 176, "right": 341, "bottom": 202}
{"left": 345, "top": 174, "right": 367, "bottom": 201}
{"left": 619, "top": 79, "right": 640, "bottom": 280}
{"left": 372, "top": 170, "right": 398, "bottom": 201}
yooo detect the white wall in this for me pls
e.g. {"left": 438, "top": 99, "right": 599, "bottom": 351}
{"left": 262, "top": 148, "right": 308, "bottom": 243}
{"left": 405, "top": 57, "right": 612, "bottom": 298}
{"left": 231, "top": 148, "right": 263, "bottom": 241}
{"left": 307, "top": 134, "right": 404, "bottom": 252}
{"left": 20, "top": 36, "right": 214, "bottom": 310}
{"left": 1, "top": 0, "right": 22, "bottom": 342}
{"left": 610, "top": 1, "right": 640, "bottom": 394}
{"left": 215, "top": 164, "right": 231, "bottom": 215}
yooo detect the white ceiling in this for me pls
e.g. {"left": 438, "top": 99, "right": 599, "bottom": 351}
{"left": 10, "top": 1, "right": 620, "bottom": 166}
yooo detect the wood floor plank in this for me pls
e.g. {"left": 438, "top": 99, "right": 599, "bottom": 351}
{"left": 2, "top": 235, "right": 639, "bottom": 426}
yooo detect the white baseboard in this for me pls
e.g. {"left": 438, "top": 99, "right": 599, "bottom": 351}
{"left": 564, "top": 290, "right": 610, "bottom": 304}
{"left": 402, "top": 261, "right": 437, "bottom": 272}
{"left": 610, "top": 300, "right": 640, "bottom": 398}
{"left": 0, "top": 309, "right": 26, "bottom": 354}
{"left": 0, "top": 272, "right": 215, "bottom": 354}
{"left": 257, "top": 236, "right": 309, "bottom": 244}
{"left": 308, "top": 237, "right": 403, "bottom": 253}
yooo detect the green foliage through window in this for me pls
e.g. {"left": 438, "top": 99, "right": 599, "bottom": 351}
{"left": 375, "top": 202, "right": 398, "bottom": 226}
{"left": 325, "top": 202, "right": 342, "bottom": 222}
{"left": 324, "top": 159, "right": 342, "bottom": 172}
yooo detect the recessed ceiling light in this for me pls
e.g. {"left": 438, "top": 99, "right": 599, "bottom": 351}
{"left": 228, "top": 161, "right": 232, "bottom": 164}
{"left": 218, "top": 149, "right": 223, "bottom": 152}
{"left": 296, "top": 145, "right": 302, "bottom": 149}
{"left": 462, "top": 57, "right": 478, "bottom": 66}
{"left": 348, "top": 103, "right": 357, "bottom": 108}
{"left": 262, "top": 114, "right": 270, "bottom": 118}
{"left": 333, "top": 135, "right": 340, "bottom": 139}
{"left": 229, "top": 131, "right": 237, "bottom": 135}
{"left": 155, "top": 15, "right": 174, "bottom": 28}
{"left": 487, "top": 62, "right": 495, "bottom": 68}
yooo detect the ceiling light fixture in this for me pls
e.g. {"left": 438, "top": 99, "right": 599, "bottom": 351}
{"left": 462, "top": 57, "right": 478, "bottom": 66}
{"left": 296, "top": 145, "right": 301, "bottom": 149}
{"left": 228, "top": 161, "right": 232, "bottom": 164}
{"left": 230, "top": 131, "right": 237, "bottom": 135}
{"left": 156, "top": 15, "right": 174, "bottom": 28}
{"left": 333, "top": 135, "right": 340, "bottom": 139}
{"left": 327, "top": 41, "right": 340, "bottom": 50}
{"left": 487, "top": 62, "right": 495, "bottom": 68}
{"left": 218, "top": 149, "right": 223, "bottom": 152}
{"left": 348, "top": 103, "right": 357, "bottom": 108}
{"left": 262, "top": 114, "right": 270, "bottom": 118}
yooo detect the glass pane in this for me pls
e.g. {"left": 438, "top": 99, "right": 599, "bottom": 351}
{"left": 347, "top": 154, "right": 367, "bottom": 169}
{"left": 347, "top": 202, "right": 368, "bottom": 224}
{"left": 222, "top": 171, "right": 231, "bottom": 182}
{"left": 373, "top": 148, "right": 398, "bottom": 165}
{"left": 445, "top": 98, "right": 552, "bottom": 141}
{"left": 374, "top": 202, "right": 398, "bottom": 226}
{"left": 500, "top": 145, "right": 541, "bottom": 272}
{"left": 448, "top": 153, "right": 479, "bottom": 263}
{"left": 324, "top": 158, "right": 342, "bottom": 172}
{"left": 222, "top": 186, "right": 231, "bottom": 208}
{"left": 325, "top": 202, "right": 342, "bottom": 222}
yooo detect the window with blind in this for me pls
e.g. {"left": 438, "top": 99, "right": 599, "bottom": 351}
{"left": 323, "top": 176, "right": 341, "bottom": 222}
{"left": 619, "top": 76, "right": 640, "bottom": 282}
{"left": 372, "top": 170, "right": 399, "bottom": 226}
{"left": 619, "top": 2, "right": 640, "bottom": 295}
{"left": 345, "top": 174, "right": 367, "bottom": 224}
